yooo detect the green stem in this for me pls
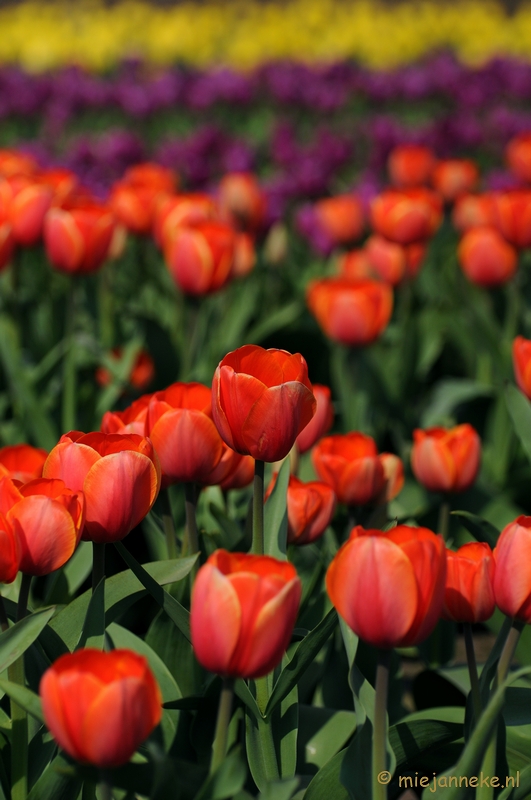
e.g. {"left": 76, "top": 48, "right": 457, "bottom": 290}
{"left": 98, "top": 264, "right": 114, "bottom": 349}
{"left": 373, "top": 649, "right": 391, "bottom": 800}
{"left": 97, "top": 774, "right": 113, "bottom": 800}
{"left": 437, "top": 498, "right": 450, "bottom": 541}
{"left": 0, "top": 595, "right": 8, "bottom": 632}
{"left": 184, "top": 483, "right": 199, "bottom": 555}
{"left": 17, "top": 573, "right": 31, "bottom": 621}
{"left": 255, "top": 676, "right": 280, "bottom": 780}
{"left": 503, "top": 278, "right": 520, "bottom": 342}
{"left": 252, "top": 460, "right": 265, "bottom": 555}
{"left": 8, "top": 574, "right": 31, "bottom": 800}
{"left": 162, "top": 489, "right": 178, "bottom": 559}
{"left": 81, "top": 780, "right": 96, "bottom": 800}
{"left": 210, "top": 678, "right": 234, "bottom": 775}
{"left": 92, "top": 543, "right": 106, "bottom": 593}
{"left": 62, "top": 283, "right": 78, "bottom": 433}
{"left": 464, "top": 623, "right": 482, "bottom": 723}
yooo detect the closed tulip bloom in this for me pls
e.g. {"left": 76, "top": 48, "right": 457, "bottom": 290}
{"left": 506, "top": 133, "right": 531, "bottom": 184}
{"left": 431, "top": 159, "right": 479, "bottom": 203}
{"left": 212, "top": 345, "right": 316, "bottom": 463}
{"left": 513, "top": 335, "right": 531, "bottom": 400}
{"left": 370, "top": 188, "right": 443, "bottom": 245}
{"left": 0, "top": 444, "right": 48, "bottom": 483}
{"left": 442, "top": 542, "right": 495, "bottom": 623}
{"left": 218, "top": 172, "right": 266, "bottom": 232}
{"left": 312, "top": 432, "right": 397, "bottom": 506}
{"left": 0, "top": 176, "right": 53, "bottom": 246}
{"left": 296, "top": 384, "right": 334, "bottom": 454}
{"left": 96, "top": 349, "right": 155, "bottom": 391}
{"left": 388, "top": 144, "right": 436, "bottom": 188}
{"left": 0, "top": 513, "right": 20, "bottom": 583}
{"left": 164, "top": 221, "right": 236, "bottom": 296}
{"left": 145, "top": 382, "right": 223, "bottom": 487}
{"left": 458, "top": 226, "right": 518, "bottom": 287}
{"left": 101, "top": 395, "right": 153, "bottom": 437}
{"left": 306, "top": 278, "right": 393, "bottom": 346}
{"left": 327, "top": 524, "right": 446, "bottom": 648}
{"left": 40, "top": 648, "right": 162, "bottom": 767}
{"left": 153, "top": 193, "right": 216, "bottom": 250}
{"left": 191, "top": 550, "right": 301, "bottom": 678}
{"left": 201, "top": 441, "right": 254, "bottom": 489}
{"left": 312, "top": 195, "right": 365, "bottom": 246}
{"left": 110, "top": 183, "right": 166, "bottom": 235}
{"left": 338, "top": 249, "right": 375, "bottom": 281}
{"left": 0, "top": 476, "right": 84, "bottom": 576}
{"left": 44, "top": 199, "right": 115, "bottom": 275}
{"left": 379, "top": 453, "right": 405, "bottom": 503}
{"left": 43, "top": 432, "right": 160, "bottom": 543}
{"left": 491, "top": 190, "right": 531, "bottom": 249}
{"left": 232, "top": 232, "right": 256, "bottom": 278}
{"left": 452, "top": 193, "right": 495, "bottom": 233}
{"left": 365, "top": 235, "right": 407, "bottom": 285}
{"left": 411, "top": 424, "right": 481, "bottom": 493}
{"left": 494, "top": 516, "right": 531, "bottom": 623}
{"left": 266, "top": 473, "right": 336, "bottom": 546}
{"left": 40, "top": 168, "right": 79, "bottom": 207}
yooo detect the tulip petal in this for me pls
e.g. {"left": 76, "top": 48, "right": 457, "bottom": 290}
{"left": 43, "top": 442, "right": 101, "bottom": 492}
{"left": 411, "top": 437, "right": 456, "bottom": 492}
{"left": 495, "top": 522, "right": 531, "bottom": 620}
{"left": 216, "top": 366, "right": 266, "bottom": 453}
{"left": 190, "top": 564, "right": 241, "bottom": 675}
{"left": 149, "top": 408, "right": 222, "bottom": 485}
{"left": 9, "top": 496, "right": 78, "bottom": 576}
{"left": 40, "top": 669, "right": 88, "bottom": 763}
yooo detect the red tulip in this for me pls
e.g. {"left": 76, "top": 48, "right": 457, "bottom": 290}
{"left": 218, "top": 172, "right": 266, "bottom": 232}
{"left": 506, "top": 133, "right": 531, "bottom": 184}
{"left": 232, "top": 232, "right": 256, "bottom": 278}
{"left": 306, "top": 278, "right": 393, "bottom": 346}
{"left": 388, "top": 144, "right": 436, "bottom": 188}
{"left": 266, "top": 473, "right": 336, "bottom": 545}
{"left": 0, "top": 444, "right": 48, "bottom": 483}
{"left": 491, "top": 190, "right": 531, "bottom": 248}
{"left": 211, "top": 345, "right": 315, "bottom": 463}
{"left": 40, "top": 649, "right": 162, "bottom": 767}
{"left": 365, "top": 235, "right": 426, "bottom": 285}
{"left": 44, "top": 199, "right": 115, "bottom": 275}
{"left": 43, "top": 432, "right": 160, "bottom": 543}
{"left": 411, "top": 424, "right": 481, "bottom": 493}
{"left": 313, "top": 195, "right": 365, "bottom": 246}
{"left": 442, "top": 542, "right": 495, "bottom": 623}
{"left": 145, "top": 382, "right": 223, "bottom": 487}
{"left": 494, "top": 516, "right": 531, "bottom": 623}
{"left": 109, "top": 183, "right": 165, "bottom": 235}
{"left": 296, "top": 384, "right": 334, "bottom": 454}
{"left": 0, "top": 175, "right": 53, "bottom": 246}
{"left": 0, "top": 476, "right": 84, "bottom": 576}
{"left": 191, "top": 550, "right": 301, "bottom": 678}
{"left": 40, "top": 168, "right": 79, "bottom": 207}
{"left": 379, "top": 453, "right": 405, "bottom": 504}
{"left": 452, "top": 193, "right": 495, "bottom": 233}
{"left": 370, "top": 188, "right": 443, "bottom": 245}
{"left": 513, "top": 335, "right": 531, "bottom": 400}
{"left": 431, "top": 159, "right": 479, "bottom": 202}
{"left": 153, "top": 193, "right": 216, "bottom": 249}
{"left": 0, "top": 513, "right": 20, "bottom": 583}
{"left": 312, "top": 432, "right": 403, "bottom": 506}
{"left": 0, "top": 149, "right": 38, "bottom": 177}
{"left": 201, "top": 441, "right": 254, "bottom": 489}
{"left": 327, "top": 524, "right": 446, "bottom": 648}
{"left": 338, "top": 249, "right": 375, "bottom": 281}
{"left": 100, "top": 395, "right": 153, "bottom": 436}
{"left": 164, "top": 221, "right": 236, "bottom": 296}
{"left": 458, "top": 226, "right": 518, "bottom": 287}
{"left": 95, "top": 349, "right": 155, "bottom": 391}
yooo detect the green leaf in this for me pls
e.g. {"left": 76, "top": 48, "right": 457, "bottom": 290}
{"left": 278, "top": 666, "right": 298, "bottom": 780}
{"left": 209, "top": 504, "right": 245, "bottom": 551}
{"left": 27, "top": 755, "right": 82, "bottom": 800}
{"left": 304, "top": 750, "right": 349, "bottom": 800}
{"left": 498, "top": 763, "right": 531, "bottom": 799}
{"left": 258, "top": 778, "right": 300, "bottom": 800}
{"left": 299, "top": 706, "right": 356, "bottom": 771}
{"left": 506, "top": 384, "right": 531, "bottom": 466}
{"left": 0, "top": 680, "right": 43, "bottom": 723}
{"left": 451, "top": 511, "right": 500, "bottom": 549}
{"left": 114, "top": 542, "right": 194, "bottom": 642}
{"left": 421, "top": 379, "right": 494, "bottom": 428}
{"left": 389, "top": 718, "right": 463, "bottom": 767}
{"left": 266, "top": 609, "right": 338, "bottom": 717}
{"left": 0, "top": 607, "right": 55, "bottom": 672}
{"left": 193, "top": 747, "right": 246, "bottom": 800}
{"left": 246, "top": 301, "right": 302, "bottom": 344}
{"left": 264, "top": 457, "right": 290, "bottom": 560}
{"left": 75, "top": 577, "right": 105, "bottom": 651}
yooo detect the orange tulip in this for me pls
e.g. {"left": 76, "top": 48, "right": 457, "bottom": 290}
{"left": 40, "top": 168, "right": 79, "bottom": 207}
{"left": 0, "top": 149, "right": 38, "bottom": 177}
{"left": 0, "top": 444, "right": 48, "bottom": 483}
{"left": 0, "top": 476, "right": 84, "bottom": 576}
{"left": 411, "top": 424, "right": 481, "bottom": 493}
{"left": 191, "top": 550, "right": 301, "bottom": 678}
{"left": 296, "top": 383, "right": 334, "bottom": 454}
{"left": 388, "top": 144, "right": 436, "bottom": 188}
{"left": 442, "top": 542, "right": 495, "bottom": 623}
{"left": 145, "top": 382, "right": 224, "bottom": 487}
{"left": 232, "top": 232, "right": 256, "bottom": 278}
{"left": 164, "top": 221, "right": 236, "bottom": 296}
{"left": 494, "top": 516, "right": 531, "bottom": 623}
{"left": 0, "top": 513, "right": 20, "bottom": 583}
{"left": 43, "top": 432, "right": 160, "bottom": 543}
{"left": 153, "top": 193, "right": 216, "bottom": 249}
{"left": 458, "top": 226, "right": 518, "bottom": 287}
{"left": 212, "top": 345, "right": 315, "bottom": 463}
{"left": 452, "top": 193, "right": 495, "bottom": 233}
{"left": 327, "top": 524, "right": 446, "bottom": 648}
{"left": 44, "top": 199, "right": 115, "bottom": 275}
{"left": 306, "top": 277, "right": 393, "bottom": 346}
{"left": 513, "top": 335, "right": 531, "bottom": 400}
{"left": 313, "top": 195, "right": 364, "bottom": 246}
{"left": 491, "top": 190, "right": 531, "bottom": 248}
{"left": 95, "top": 349, "right": 155, "bottom": 391}
{"left": 370, "top": 188, "right": 443, "bottom": 245}
{"left": 266, "top": 473, "right": 336, "bottom": 545}
{"left": 365, "top": 235, "right": 426, "bottom": 285}
{"left": 338, "top": 249, "right": 375, "bottom": 281}
{"left": 100, "top": 395, "right": 153, "bottom": 437}
{"left": 0, "top": 175, "right": 53, "bottom": 246}
{"left": 40, "top": 648, "right": 162, "bottom": 767}
{"left": 123, "top": 162, "right": 177, "bottom": 193}
{"left": 431, "top": 159, "right": 479, "bottom": 203}
{"left": 312, "top": 432, "right": 403, "bottom": 506}
{"left": 506, "top": 132, "right": 531, "bottom": 184}
{"left": 218, "top": 172, "right": 266, "bottom": 232}
{"left": 109, "top": 183, "right": 165, "bottom": 235}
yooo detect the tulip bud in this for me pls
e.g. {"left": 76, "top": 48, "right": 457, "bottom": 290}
{"left": 153, "top": 193, "right": 216, "bottom": 250}
{"left": 411, "top": 424, "right": 481, "bottom": 493}
{"left": 217, "top": 172, "right": 266, "bottom": 232}
{"left": 431, "top": 159, "right": 479, "bottom": 203}
{"left": 266, "top": 473, "right": 336, "bottom": 546}
{"left": 442, "top": 542, "right": 495, "bottom": 623}
{"left": 494, "top": 516, "right": 531, "bottom": 623}
{"left": 201, "top": 441, "right": 254, "bottom": 489}
{"left": 44, "top": 200, "right": 115, "bottom": 275}
{"left": 458, "top": 226, "right": 517, "bottom": 287}
{"left": 452, "top": 193, "right": 496, "bottom": 233}
{"left": 388, "top": 144, "right": 435, "bottom": 188}
{"left": 191, "top": 550, "right": 301, "bottom": 679}
{"left": 370, "top": 188, "right": 442, "bottom": 245}
{"left": 491, "top": 190, "right": 531, "bottom": 248}
{"left": 312, "top": 195, "right": 365, "bottom": 247}
{"left": 164, "top": 221, "right": 236, "bottom": 296}
{"left": 337, "top": 248, "right": 375, "bottom": 281}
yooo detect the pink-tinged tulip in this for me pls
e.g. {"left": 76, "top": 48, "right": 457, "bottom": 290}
{"left": 365, "top": 235, "right": 427, "bottom": 285}
{"left": 218, "top": 172, "right": 266, "bottom": 232}
{"left": 327, "top": 524, "right": 446, "bottom": 648}
{"left": 212, "top": 345, "right": 316, "bottom": 463}
{"left": 513, "top": 335, "right": 531, "bottom": 400}
{"left": 296, "top": 384, "right": 334, "bottom": 454}
{"left": 266, "top": 473, "right": 336, "bottom": 546}
{"left": 43, "top": 432, "right": 160, "bottom": 543}
{"left": 442, "top": 542, "right": 495, "bottom": 623}
{"left": 388, "top": 144, "right": 436, "bottom": 189}
{"left": 458, "top": 226, "right": 517, "bottom": 287}
{"left": 191, "top": 550, "right": 301, "bottom": 678}
{"left": 44, "top": 199, "right": 115, "bottom": 275}
{"left": 0, "top": 444, "right": 48, "bottom": 483}
{"left": 312, "top": 195, "right": 365, "bottom": 246}
{"left": 145, "top": 383, "right": 223, "bottom": 488}
{"left": 494, "top": 516, "right": 531, "bottom": 623}
{"left": 164, "top": 221, "right": 236, "bottom": 296}
{"left": 40, "top": 649, "right": 162, "bottom": 767}
{"left": 0, "top": 476, "right": 84, "bottom": 576}
{"left": 0, "top": 513, "right": 20, "bottom": 583}
{"left": 338, "top": 249, "right": 375, "bottom": 281}
{"left": 411, "top": 424, "right": 481, "bottom": 493}
{"left": 452, "top": 193, "right": 495, "bottom": 233}
{"left": 431, "top": 159, "right": 479, "bottom": 203}
{"left": 153, "top": 193, "right": 216, "bottom": 250}
{"left": 0, "top": 175, "right": 53, "bottom": 246}
{"left": 100, "top": 395, "right": 153, "bottom": 436}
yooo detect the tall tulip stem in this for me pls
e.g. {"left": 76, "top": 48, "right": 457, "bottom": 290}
{"left": 184, "top": 483, "right": 199, "bottom": 555}
{"left": 464, "top": 623, "right": 482, "bottom": 722}
{"left": 0, "top": 595, "right": 8, "bottom": 632}
{"left": 97, "top": 774, "right": 113, "bottom": 800}
{"left": 9, "top": 574, "right": 31, "bottom": 800}
{"left": 92, "top": 543, "right": 106, "bottom": 594}
{"left": 373, "top": 649, "right": 391, "bottom": 800}
{"left": 17, "top": 574, "right": 31, "bottom": 621}
{"left": 210, "top": 677, "right": 234, "bottom": 775}
{"left": 162, "top": 489, "right": 178, "bottom": 559}
{"left": 98, "top": 263, "right": 114, "bottom": 349}
{"left": 437, "top": 498, "right": 450, "bottom": 540}
{"left": 252, "top": 460, "right": 265, "bottom": 555}
{"left": 62, "top": 282, "right": 78, "bottom": 434}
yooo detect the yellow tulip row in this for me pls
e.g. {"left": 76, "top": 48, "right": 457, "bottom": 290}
{"left": 1, "top": 0, "right": 530, "bottom": 72}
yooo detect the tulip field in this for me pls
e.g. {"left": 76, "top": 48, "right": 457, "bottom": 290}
{"left": 6, "top": 3, "right": 531, "bottom": 799}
